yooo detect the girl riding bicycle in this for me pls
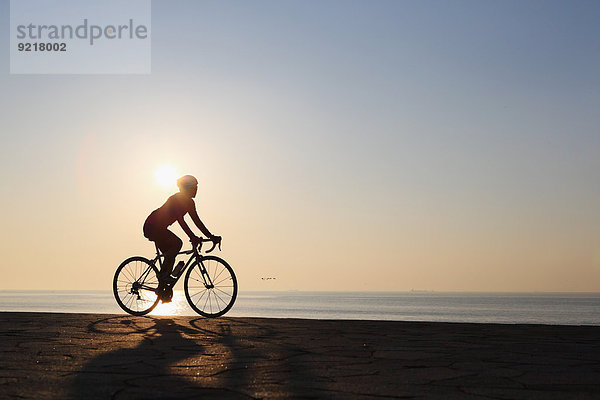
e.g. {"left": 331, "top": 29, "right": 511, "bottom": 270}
{"left": 143, "top": 175, "right": 220, "bottom": 301}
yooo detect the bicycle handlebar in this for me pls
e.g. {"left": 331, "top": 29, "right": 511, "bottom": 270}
{"left": 194, "top": 236, "right": 222, "bottom": 254}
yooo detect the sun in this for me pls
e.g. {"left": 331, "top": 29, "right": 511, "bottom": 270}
{"left": 155, "top": 164, "right": 178, "bottom": 188}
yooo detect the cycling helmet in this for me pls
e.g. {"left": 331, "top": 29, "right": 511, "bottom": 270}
{"left": 177, "top": 175, "right": 198, "bottom": 189}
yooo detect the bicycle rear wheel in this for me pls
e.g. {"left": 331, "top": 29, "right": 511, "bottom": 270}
{"left": 113, "top": 256, "right": 160, "bottom": 316}
{"left": 184, "top": 256, "right": 237, "bottom": 318}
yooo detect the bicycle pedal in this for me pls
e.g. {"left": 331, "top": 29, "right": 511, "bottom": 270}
{"left": 158, "top": 286, "right": 173, "bottom": 303}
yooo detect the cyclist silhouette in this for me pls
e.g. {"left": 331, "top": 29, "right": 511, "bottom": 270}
{"left": 143, "top": 175, "right": 220, "bottom": 302}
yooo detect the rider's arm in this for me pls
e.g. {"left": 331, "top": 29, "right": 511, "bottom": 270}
{"left": 177, "top": 217, "right": 199, "bottom": 242}
{"left": 188, "top": 208, "right": 217, "bottom": 239}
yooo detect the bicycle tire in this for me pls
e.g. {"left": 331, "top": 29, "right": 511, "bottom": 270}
{"left": 184, "top": 256, "right": 237, "bottom": 318}
{"left": 113, "top": 256, "right": 160, "bottom": 316}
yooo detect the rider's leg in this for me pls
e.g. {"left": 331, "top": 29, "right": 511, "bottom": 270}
{"left": 155, "top": 230, "right": 183, "bottom": 280}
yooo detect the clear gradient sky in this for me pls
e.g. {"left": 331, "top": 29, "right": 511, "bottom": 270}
{"left": 1, "top": 0, "right": 599, "bottom": 291}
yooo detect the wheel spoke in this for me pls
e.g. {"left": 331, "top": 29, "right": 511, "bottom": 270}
{"left": 123, "top": 267, "right": 135, "bottom": 283}
{"left": 131, "top": 264, "right": 140, "bottom": 280}
{"left": 191, "top": 288, "right": 208, "bottom": 298}
{"left": 201, "top": 290, "right": 211, "bottom": 311}
{"left": 214, "top": 287, "right": 233, "bottom": 298}
{"left": 125, "top": 293, "right": 135, "bottom": 309}
{"left": 193, "top": 290, "right": 209, "bottom": 306}
{"left": 212, "top": 290, "right": 228, "bottom": 308}
{"left": 214, "top": 275, "right": 232, "bottom": 286}
{"left": 212, "top": 266, "right": 225, "bottom": 282}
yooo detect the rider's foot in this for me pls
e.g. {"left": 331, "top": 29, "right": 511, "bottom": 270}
{"left": 157, "top": 285, "right": 173, "bottom": 303}
{"left": 160, "top": 295, "right": 172, "bottom": 303}
{"left": 158, "top": 271, "right": 175, "bottom": 286}
{"left": 163, "top": 275, "right": 176, "bottom": 285}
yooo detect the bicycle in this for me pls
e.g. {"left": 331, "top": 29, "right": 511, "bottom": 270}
{"left": 113, "top": 238, "right": 238, "bottom": 317}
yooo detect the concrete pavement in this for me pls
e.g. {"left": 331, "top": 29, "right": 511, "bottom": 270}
{"left": 0, "top": 312, "right": 599, "bottom": 399}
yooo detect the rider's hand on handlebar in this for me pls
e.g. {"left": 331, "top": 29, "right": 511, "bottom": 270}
{"left": 190, "top": 235, "right": 202, "bottom": 246}
{"left": 208, "top": 235, "right": 222, "bottom": 252}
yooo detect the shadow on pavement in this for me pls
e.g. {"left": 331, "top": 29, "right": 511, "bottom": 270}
{"left": 69, "top": 315, "right": 320, "bottom": 399}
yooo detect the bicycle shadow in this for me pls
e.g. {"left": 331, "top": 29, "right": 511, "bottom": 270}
{"left": 187, "top": 317, "right": 325, "bottom": 398}
{"left": 69, "top": 316, "right": 236, "bottom": 399}
{"left": 69, "top": 315, "right": 321, "bottom": 399}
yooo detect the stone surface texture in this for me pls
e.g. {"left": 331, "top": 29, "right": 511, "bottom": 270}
{"left": 0, "top": 312, "right": 599, "bottom": 399}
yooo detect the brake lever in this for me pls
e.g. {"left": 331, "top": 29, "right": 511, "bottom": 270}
{"left": 194, "top": 239, "right": 203, "bottom": 253}
{"left": 206, "top": 241, "right": 216, "bottom": 253}
{"left": 206, "top": 237, "right": 222, "bottom": 253}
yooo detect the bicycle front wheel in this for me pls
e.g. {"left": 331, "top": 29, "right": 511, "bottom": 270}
{"left": 113, "top": 256, "right": 160, "bottom": 316}
{"left": 184, "top": 256, "right": 237, "bottom": 318}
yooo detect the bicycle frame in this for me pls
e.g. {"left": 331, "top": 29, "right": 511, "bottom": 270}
{"left": 144, "top": 242, "right": 216, "bottom": 289}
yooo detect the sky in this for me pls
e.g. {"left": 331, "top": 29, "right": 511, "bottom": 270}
{"left": 0, "top": 0, "right": 599, "bottom": 292}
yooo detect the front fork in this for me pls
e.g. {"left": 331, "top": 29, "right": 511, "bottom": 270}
{"left": 192, "top": 242, "right": 216, "bottom": 289}
{"left": 197, "top": 258, "right": 215, "bottom": 289}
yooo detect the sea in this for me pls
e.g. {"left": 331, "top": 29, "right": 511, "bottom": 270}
{"left": 0, "top": 291, "right": 599, "bottom": 326}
